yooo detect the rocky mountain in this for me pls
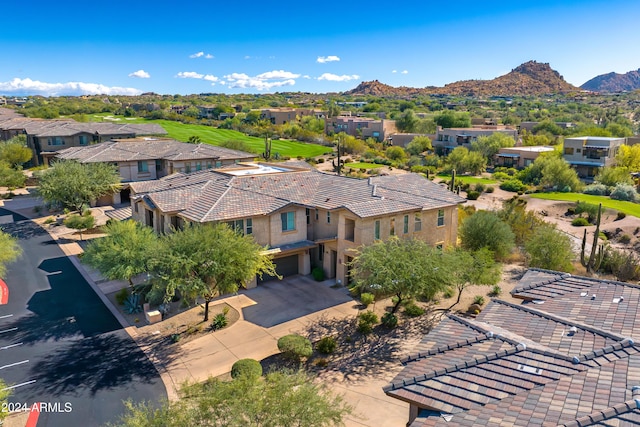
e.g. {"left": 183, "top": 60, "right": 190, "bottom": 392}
{"left": 346, "top": 61, "right": 580, "bottom": 97}
{"left": 581, "top": 69, "right": 640, "bottom": 92}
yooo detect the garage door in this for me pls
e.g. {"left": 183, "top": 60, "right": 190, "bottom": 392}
{"left": 258, "top": 254, "right": 299, "bottom": 283}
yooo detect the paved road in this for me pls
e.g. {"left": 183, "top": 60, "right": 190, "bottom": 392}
{"left": 0, "top": 208, "right": 166, "bottom": 426}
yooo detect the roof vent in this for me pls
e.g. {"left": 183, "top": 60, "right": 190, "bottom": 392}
{"left": 613, "top": 296, "right": 624, "bottom": 303}
{"left": 517, "top": 364, "right": 543, "bottom": 375}
{"left": 591, "top": 294, "right": 596, "bottom": 300}
{"left": 568, "top": 326, "right": 578, "bottom": 336}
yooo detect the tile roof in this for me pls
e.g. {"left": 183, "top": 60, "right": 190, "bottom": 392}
{"left": 130, "top": 168, "right": 466, "bottom": 222}
{"left": 0, "top": 117, "right": 166, "bottom": 137}
{"left": 387, "top": 270, "right": 640, "bottom": 426}
{"left": 55, "top": 139, "right": 255, "bottom": 163}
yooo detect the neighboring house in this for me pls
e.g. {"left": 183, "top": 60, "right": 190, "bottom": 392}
{"left": 129, "top": 166, "right": 464, "bottom": 287}
{"left": 386, "top": 268, "right": 640, "bottom": 426}
{"left": 494, "top": 146, "right": 555, "bottom": 169}
{"left": 563, "top": 136, "right": 625, "bottom": 180}
{"left": 325, "top": 116, "right": 397, "bottom": 142}
{"left": 258, "top": 108, "right": 326, "bottom": 125}
{"left": 0, "top": 111, "right": 168, "bottom": 165}
{"left": 519, "top": 121, "right": 575, "bottom": 133}
{"left": 433, "top": 126, "right": 517, "bottom": 154}
{"left": 54, "top": 138, "right": 256, "bottom": 205}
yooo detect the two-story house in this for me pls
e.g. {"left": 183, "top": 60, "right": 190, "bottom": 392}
{"left": 257, "top": 108, "right": 326, "bottom": 125}
{"left": 562, "top": 136, "right": 626, "bottom": 180}
{"left": 129, "top": 164, "right": 465, "bottom": 287}
{"left": 325, "top": 116, "right": 397, "bottom": 142}
{"left": 433, "top": 126, "right": 518, "bottom": 155}
{"left": 54, "top": 138, "right": 256, "bottom": 205}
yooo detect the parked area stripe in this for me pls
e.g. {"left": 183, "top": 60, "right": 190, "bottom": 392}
{"left": 0, "top": 314, "right": 13, "bottom": 319}
{"left": 0, "top": 327, "right": 18, "bottom": 334}
{"left": 1, "top": 342, "right": 23, "bottom": 350}
{"left": 1, "top": 379, "right": 36, "bottom": 391}
{"left": 0, "top": 359, "right": 29, "bottom": 370}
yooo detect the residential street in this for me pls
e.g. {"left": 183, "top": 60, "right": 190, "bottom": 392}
{"left": 0, "top": 207, "right": 166, "bottom": 427}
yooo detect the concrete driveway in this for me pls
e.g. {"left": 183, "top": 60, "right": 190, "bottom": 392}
{"left": 241, "top": 275, "right": 355, "bottom": 328}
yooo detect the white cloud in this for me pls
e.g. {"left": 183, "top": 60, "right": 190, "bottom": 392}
{"left": 401, "top": 70, "right": 409, "bottom": 74}
{"left": 392, "top": 70, "right": 398, "bottom": 73}
{"left": 203, "top": 75, "right": 218, "bottom": 82}
{"left": 176, "top": 71, "right": 204, "bottom": 79}
{"left": 0, "top": 77, "right": 141, "bottom": 96}
{"left": 317, "top": 55, "right": 340, "bottom": 63}
{"left": 244, "top": 55, "right": 252, "bottom": 60}
{"left": 128, "top": 69, "right": 150, "bottom": 79}
{"left": 317, "top": 73, "right": 360, "bottom": 82}
{"left": 190, "top": 51, "right": 214, "bottom": 59}
{"left": 303, "top": 75, "right": 311, "bottom": 79}
{"left": 224, "top": 70, "right": 299, "bottom": 91}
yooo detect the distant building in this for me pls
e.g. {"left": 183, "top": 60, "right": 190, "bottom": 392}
{"left": 495, "top": 146, "right": 555, "bottom": 169}
{"left": 388, "top": 133, "right": 434, "bottom": 148}
{"left": 325, "top": 116, "right": 397, "bottom": 142}
{"left": 563, "top": 136, "right": 625, "bottom": 180}
{"left": 434, "top": 126, "right": 517, "bottom": 154}
{"left": 258, "top": 108, "right": 326, "bottom": 125}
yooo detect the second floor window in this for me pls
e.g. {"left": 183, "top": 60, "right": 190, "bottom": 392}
{"left": 390, "top": 217, "right": 395, "bottom": 236}
{"left": 281, "top": 211, "right": 295, "bottom": 232}
{"left": 227, "top": 219, "right": 252, "bottom": 235}
{"left": 327, "top": 211, "right": 331, "bottom": 224}
{"left": 374, "top": 220, "right": 380, "bottom": 240}
{"left": 48, "top": 137, "right": 64, "bottom": 146}
{"left": 415, "top": 213, "right": 422, "bottom": 232}
{"left": 79, "top": 135, "right": 88, "bottom": 145}
{"left": 437, "top": 209, "right": 445, "bottom": 227}
{"left": 185, "top": 162, "right": 192, "bottom": 173}
{"left": 196, "top": 162, "right": 202, "bottom": 171}
{"left": 137, "top": 161, "right": 148, "bottom": 173}
{"left": 403, "top": 215, "right": 409, "bottom": 234}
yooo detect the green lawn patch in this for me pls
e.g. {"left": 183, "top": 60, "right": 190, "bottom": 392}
{"left": 344, "top": 162, "right": 384, "bottom": 169}
{"left": 90, "top": 114, "right": 332, "bottom": 158}
{"left": 528, "top": 192, "right": 640, "bottom": 218}
{"left": 436, "top": 174, "right": 497, "bottom": 185}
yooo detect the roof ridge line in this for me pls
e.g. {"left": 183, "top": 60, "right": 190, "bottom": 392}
{"left": 577, "top": 338, "right": 636, "bottom": 364}
{"left": 510, "top": 273, "right": 571, "bottom": 294}
{"left": 493, "top": 299, "right": 630, "bottom": 342}
{"left": 401, "top": 334, "right": 493, "bottom": 364}
{"left": 384, "top": 342, "right": 526, "bottom": 392}
{"left": 188, "top": 176, "right": 232, "bottom": 221}
{"left": 561, "top": 398, "right": 639, "bottom": 427}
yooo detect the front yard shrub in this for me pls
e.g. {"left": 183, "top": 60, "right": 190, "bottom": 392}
{"left": 575, "top": 201, "right": 599, "bottom": 221}
{"left": 616, "top": 211, "right": 627, "bottom": 221}
{"left": 489, "top": 285, "right": 502, "bottom": 297}
{"left": 466, "top": 190, "right": 481, "bottom": 200}
{"left": 485, "top": 186, "right": 495, "bottom": 193}
{"left": 619, "top": 234, "right": 632, "bottom": 244}
{"left": 610, "top": 184, "right": 638, "bottom": 202}
{"left": 311, "top": 267, "right": 325, "bottom": 281}
{"left": 583, "top": 183, "right": 609, "bottom": 196}
{"left": 277, "top": 334, "right": 313, "bottom": 360}
{"left": 360, "top": 292, "right": 375, "bottom": 307}
{"left": 316, "top": 336, "right": 337, "bottom": 354}
{"left": 571, "top": 217, "right": 590, "bottom": 226}
{"left": 381, "top": 312, "right": 398, "bottom": 328}
{"left": 124, "top": 294, "right": 142, "bottom": 314}
{"left": 231, "top": 359, "right": 263, "bottom": 380}
{"left": 357, "top": 320, "right": 373, "bottom": 334}
{"left": 404, "top": 303, "right": 425, "bottom": 317}
{"left": 601, "top": 246, "right": 640, "bottom": 282}
{"left": 186, "top": 323, "right": 203, "bottom": 335}
{"left": 115, "top": 287, "right": 130, "bottom": 305}
{"left": 492, "top": 171, "right": 511, "bottom": 181}
{"left": 500, "top": 179, "right": 527, "bottom": 193}
{"left": 359, "top": 311, "right": 378, "bottom": 325}
{"left": 473, "top": 296, "right": 486, "bottom": 306}
{"left": 474, "top": 183, "right": 486, "bottom": 193}
{"left": 211, "top": 313, "right": 228, "bottom": 330}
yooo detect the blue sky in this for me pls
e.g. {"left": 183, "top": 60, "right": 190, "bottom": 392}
{"left": 1, "top": 0, "right": 639, "bottom": 96}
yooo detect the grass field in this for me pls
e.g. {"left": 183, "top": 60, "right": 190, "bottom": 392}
{"left": 528, "top": 192, "right": 640, "bottom": 218}
{"left": 436, "top": 174, "right": 498, "bottom": 185}
{"left": 344, "top": 162, "right": 384, "bottom": 169}
{"left": 90, "top": 114, "right": 332, "bottom": 158}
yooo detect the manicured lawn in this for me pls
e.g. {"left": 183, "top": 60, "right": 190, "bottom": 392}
{"left": 436, "top": 174, "right": 497, "bottom": 185}
{"left": 344, "top": 162, "right": 384, "bottom": 169}
{"left": 90, "top": 114, "right": 332, "bottom": 158}
{"left": 528, "top": 192, "right": 640, "bottom": 218}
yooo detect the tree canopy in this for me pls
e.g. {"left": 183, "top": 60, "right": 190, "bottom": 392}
{"left": 470, "top": 132, "right": 516, "bottom": 161}
{"left": 406, "top": 136, "right": 432, "bottom": 156}
{"left": 0, "top": 135, "right": 32, "bottom": 168}
{"left": 112, "top": 370, "right": 352, "bottom": 427}
{"left": 524, "top": 223, "right": 574, "bottom": 272}
{"left": 459, "top": 210, "right": 515, "bottom": 260}
{"left": 0, "top": 231, "right": 21, "bottom": 278}
{"left": 37, "top": 160, "right": 121, "bottom": 211}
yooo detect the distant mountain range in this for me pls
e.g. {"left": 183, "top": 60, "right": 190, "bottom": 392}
{"left": 581, "top": 69, "right": 640, "bottom": 92}
{"left": 346, "top": 61, "right": 581, "bottom": 97}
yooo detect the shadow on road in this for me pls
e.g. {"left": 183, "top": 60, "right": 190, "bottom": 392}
{"left": 0, "top": 220, "right": 48, "bottom": 240}
{"left": 27, "top": 331, "right": 163, "bottom": 397}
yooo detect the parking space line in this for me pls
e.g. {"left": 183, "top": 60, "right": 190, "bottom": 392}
{"left": 0, "top": 359, "right": 29, "bottom": 370}
{"left": 1, "top": 342, "right": 23, "bottom": 350}
{"left": 1, "top": 379, "right": 36, "bottom": 391}
{"left": 0, "top": 327, "right": 17, "bottom": 334}
{"left": 0, "top": 314, "right": 13, "bottom": 319}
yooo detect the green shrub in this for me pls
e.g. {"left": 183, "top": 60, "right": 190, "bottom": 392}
{"left": 466, "top": 190, "right": 480, "bottom": 200}
{"left": 473, "top": 295, "right": 486, "bottom": 305}
{"left": 610, "top": 184, "right": 638, "bottom": 202}
{"left": 359, "top": 310, "right": 378, "bottom": 325}
{"left": 474, "top": 183, "right": 486, "bottom": 193}
{"left": 442, "top": 288, "right": 455, "bottom": 298}
{"left": 601, "top": 246, "right": 640, "bottom": 282}
{"left": 316, "top": 336, "right": 337, "bottom": 354}
{"left": 500, "top": 179, "right": 527, "bottom": 193}
{"left": 617, "top": 211, "right": 627, "bottom": 221}
{"left": 43, "top": 217, "right": 55, "bottom": 224}
{"left": 277, "top": 334, "right": 313, "bottom": 360}
{"left": 489, "top": 285, "right": 502, "bottom": 297}
{"left": 571, "top": 217, "right": 590, "bottom": 226}
{"left": 485, "top": 186, "right": 495, "bottom": 193}
{"left": 620, "top": 234, "right": 632, "bottom": 244}
{"left": 583, "top": 183, "right": 609, "bottom": 196}
{"left": 314, "top": 357, "right": 329, "bottom": 367}
{"left": 211, "top": 313, "right": 228, "bottom": 330}
{"left": 404, "top": 303, "right": 425, "bottom": 317}
{"left": 115, "top": 287, "right": 130, "bottom": 305}
{"left": 357, "top": 320, "right": 373, "bottom": 335}
{"left": 381, "top": 312, "right": 398, "bottom": 328}
{"left": 492, "top": 171, "right": 511, "bottom": 181}
{"left": 575, "top": 201, "right": 599, "bottom": 222}
{"left": 186, "top": 323, "right": 203, "bottom": 335}
{"left": 311, "top": 267, "right": 325, "bottom": 281}
{"left": 360, "top": 292, "right": 375, "bottom": 307}
{"left": 231, "top": 359, "right": 263, "bottom": 380}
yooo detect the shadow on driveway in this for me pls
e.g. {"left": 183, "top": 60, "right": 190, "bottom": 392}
{"left": 241, "top": 275, "right": 354, "bottom": 328}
